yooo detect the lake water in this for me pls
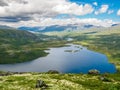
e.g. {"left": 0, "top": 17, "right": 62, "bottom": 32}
{"left": 0, "top": 44, "right": 116, "bottom": 73}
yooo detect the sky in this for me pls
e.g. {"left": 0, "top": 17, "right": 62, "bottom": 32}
{"left": 0, "top": 0, "right": 120, "bottom": 27}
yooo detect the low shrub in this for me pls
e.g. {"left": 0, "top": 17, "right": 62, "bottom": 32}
{"left": 47, "top": 70, "right": 60, "bottom": 74}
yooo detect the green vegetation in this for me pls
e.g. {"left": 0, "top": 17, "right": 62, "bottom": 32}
{"left": 0, "top": 29, "right": 66, "bottom": 64}
{"left": 0, "top": 26, "right": 120, "bottom": 89}
{"left": 0, "top": 72, "right": 120, "bottom": 90}
{"left": 46, "top": 26, "right": 120, "bottom": 71}
{"left": 0, "top": 29, "right": 44, "bottom": 64}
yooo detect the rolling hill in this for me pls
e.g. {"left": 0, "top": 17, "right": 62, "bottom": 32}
{"left": 0, "top": 29, "right": 37, "bottom": 40}
{"left": 0, "top": 29, "right": 47, "bottom": 64}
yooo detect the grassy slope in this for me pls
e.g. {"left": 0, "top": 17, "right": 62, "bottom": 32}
{"left": 0, "top": 73, "right": 120, "bottom": 90}
{"left": 0, "top": 29, "right": 48, "bottom": 64}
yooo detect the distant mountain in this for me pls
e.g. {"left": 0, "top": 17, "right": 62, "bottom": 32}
{"left": 111, "top": 24, "right": 119, "bottom": 27}
{"left": 18, "top": 24, "right": 97, "bottom": 33}
{"left": 18, "top": 23, "right": 120, "bottom": 33}
{"left": 84, "top": 25, "right": 94, "bottom": 28}
{"left": 0, "top": 25, "right": 15, "bottom": 29}
{"left": 18, "top": 26, "right": 43, "bottom": 32}
{"left": 18, "top": 25, "right": 75, "bottom": 32}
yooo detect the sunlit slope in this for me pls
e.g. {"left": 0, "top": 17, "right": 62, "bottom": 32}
{"left": 44, "top": 25, "right": 120, "bottom": 36}
{"left": 0, "top": 73, "right": 120, "bottom": 90}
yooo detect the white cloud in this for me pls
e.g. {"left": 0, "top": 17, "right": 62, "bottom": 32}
{"left": 93, "top": 2, "right": 98, "bottom": 6}
{"left": 0, "top": 0, "right": 94, "bottom": 17}
{"left": 0, "top": 0, "right": 117, "bottom": 28}
{"left": 0, "top": 17, "right": 116, "bottom": 28}
{"left": 108, "top": 10, "right": 114, "bottom": 14}
{"left": 53, "top": 3, "right": 94, "bottom": 15}
{"left": 95, "top": 5, "right": 109, "bottom": 15}
{"left": 117, "top": 9, "right": 120, "bottom": 16}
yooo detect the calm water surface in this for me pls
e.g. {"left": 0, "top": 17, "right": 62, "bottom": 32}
{"left": 0, "top": 44, "right": 116, "bottom": 73}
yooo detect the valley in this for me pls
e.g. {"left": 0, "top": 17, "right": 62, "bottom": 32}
{"left": 0, "top": 25, "right": 120, "bottom": 70}
{"left": 0, "top": 25, "right": 120, "bottom": 90}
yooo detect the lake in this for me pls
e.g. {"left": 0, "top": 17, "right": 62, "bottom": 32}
{"left": 0, "top": 44, "right": 116, "bottom": 73}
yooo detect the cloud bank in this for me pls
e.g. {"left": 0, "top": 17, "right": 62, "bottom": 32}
{"left": 0, "top": 0, "right": 119, "bottom": 27}
{"left": 0, "top": 0, "right": 94, "bottom": 17}
{"left": 0, "top": 18, "right": 116, "bottom": 27}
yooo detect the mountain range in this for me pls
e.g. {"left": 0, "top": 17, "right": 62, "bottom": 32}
{"left": 18, "top": 23, "right": 120, "bottom": 33}
{"left": 0, "top": 23, "right": 119, "bottom": 34}
{"left": 18, "top": 24, "right": 103, "bottom": 33}
{"left": 0, "top": 25, "right": 15, "bottom": 29}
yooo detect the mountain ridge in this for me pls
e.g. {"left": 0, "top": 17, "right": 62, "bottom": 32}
{"left": 18, "top": 24, "right": 120, "bottom": 33}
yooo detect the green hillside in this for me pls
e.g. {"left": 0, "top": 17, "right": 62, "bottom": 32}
{"left": 0, "top": 72, "right": 120, "bottom": 90}
{"left": 0, "top": 29, "right": 48, "bottom": 64}
{"left": 0, "top": 29, "right": 38, "bottom": 45}
{"left": 0, "top": 29, "right": 67, "bottom": 64}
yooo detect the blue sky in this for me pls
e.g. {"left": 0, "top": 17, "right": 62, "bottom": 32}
{"left": 69, "top": 0, "right": 120, "bottom": 21}
{"left": 0, "top": 0, "right": 120, "bottom": 27}
{"left": 70, "top": 0, "right": 120, "bottom": 9}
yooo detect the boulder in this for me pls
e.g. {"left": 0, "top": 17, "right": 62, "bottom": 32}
{"left": 88, "top": 69, "right": 100, "bottom": 75}
{"left": 35, "top": 80, "right": 48, "bottom": 88}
